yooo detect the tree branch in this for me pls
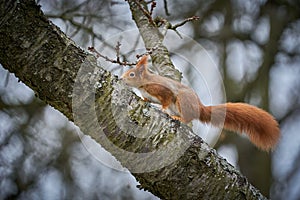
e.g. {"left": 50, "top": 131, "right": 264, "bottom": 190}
{"left": 126, "top": 0, "right": 182, "bottom": 81}
{"left": 0, "top": 0, "right": 266, "bottom": 199}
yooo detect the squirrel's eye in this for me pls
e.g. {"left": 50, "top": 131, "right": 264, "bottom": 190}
{"left": 129, "top": 72, "right": 135, "bottom": 77}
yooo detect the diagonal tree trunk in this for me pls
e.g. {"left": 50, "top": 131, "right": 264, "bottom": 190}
{"left": 0, "top": 0, "right": 266, "bottom": 199}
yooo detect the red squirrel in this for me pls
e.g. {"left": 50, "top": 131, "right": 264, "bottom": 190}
{"left": 121, "top": 55, "right": 280, "bottom": 151}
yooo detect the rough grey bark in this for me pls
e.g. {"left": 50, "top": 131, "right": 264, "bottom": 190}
{"left": 0, "top": 0, "right": 267, "bottom": 199}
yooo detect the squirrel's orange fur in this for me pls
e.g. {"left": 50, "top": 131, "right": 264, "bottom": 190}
{"left": 121, "top": 56, "right": 280, "bottom": 151}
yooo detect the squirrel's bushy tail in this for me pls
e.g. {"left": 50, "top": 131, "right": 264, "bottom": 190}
{"left": 200, "top": 103, "right": 280, "bottom": 151}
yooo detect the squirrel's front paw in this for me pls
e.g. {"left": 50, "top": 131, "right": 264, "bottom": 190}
{"left": 170, "top": 115, "right": 182, "bottom": 121}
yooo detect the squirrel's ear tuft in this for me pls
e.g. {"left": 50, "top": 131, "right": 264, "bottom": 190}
{"left": 136, "top": 55, "right": 148, "bottom": 69}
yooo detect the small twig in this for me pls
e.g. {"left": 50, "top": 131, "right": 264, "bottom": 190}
{"left": 88, "top": 44, "right": 158, "bottom": 67}
{"left": 149, "top": 1, "right": 156, "bottom": 16}
{"left": 171, "top": 16, "right": 200, "bottom": 30}
{"left": 88, "top": 46, "right": 136, "bottom": 66}
{"left": 163, "top": 0, "right": 170, "bottom": 16}
{"left": 154, "top": 16, "right": 199, "bottom": 38}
